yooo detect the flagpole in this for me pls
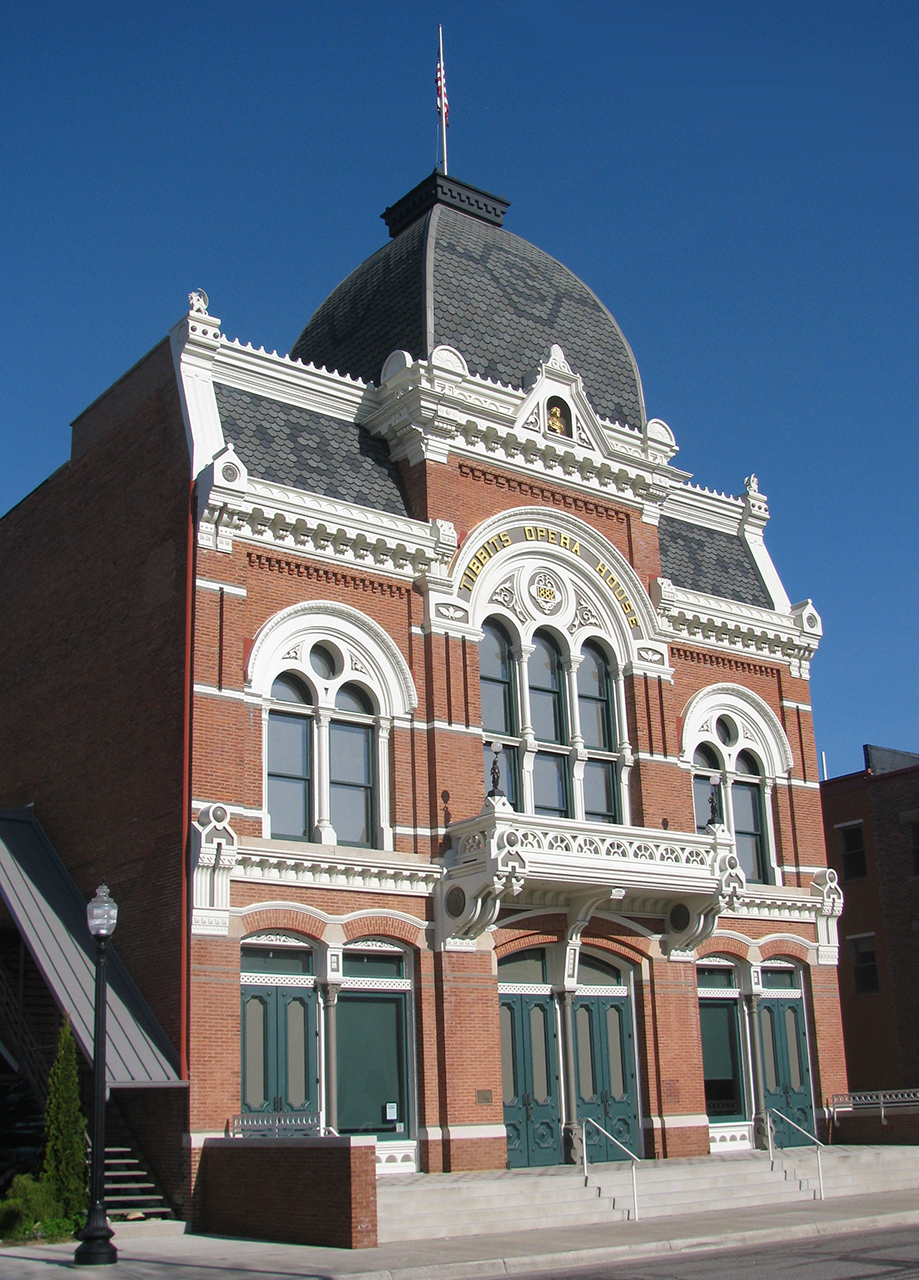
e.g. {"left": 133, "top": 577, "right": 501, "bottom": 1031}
{"left": 439, "top": 24, "right": 448, "bottom": 176}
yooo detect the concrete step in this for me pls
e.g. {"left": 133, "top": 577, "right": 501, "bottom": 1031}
{"left": 378, "top": 1203, "right": 623, "bottom": 1243}
{"left": 379, "top": 1180, "right": 610, "bottom": 1212}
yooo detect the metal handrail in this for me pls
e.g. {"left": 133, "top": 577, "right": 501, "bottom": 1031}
{"left": 581, "top": 1117, "right": 640, "bottom": 1221}
{"left": 830, "top": 1089, "right": 919, "bottom": 1126}
{"left": 766, "top": 1109, "right": 824, "bottom": 1201}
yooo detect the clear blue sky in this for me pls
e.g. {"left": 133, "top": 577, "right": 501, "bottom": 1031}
{"left": 2, "top": 1, "right": 916, "bottom": 777}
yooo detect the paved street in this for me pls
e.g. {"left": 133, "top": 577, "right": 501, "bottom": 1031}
{"left": 520, "top": 1226, "right": 919, "bottom": 1280}
{"left": 2, "top": 1195, "right": 919, "bottom": 1280}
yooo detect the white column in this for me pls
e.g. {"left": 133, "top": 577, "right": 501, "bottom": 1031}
{"left": 313, "top": 709, "right": 337, "bottom": 845}
{"left": 377, "top": 716, "right": 393, "bottom": 850}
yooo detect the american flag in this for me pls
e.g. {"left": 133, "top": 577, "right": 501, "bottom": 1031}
{"left": 436, "top": 48, "right": 449, "bottom": 126}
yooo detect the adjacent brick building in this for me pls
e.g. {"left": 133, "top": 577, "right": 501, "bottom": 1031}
{"left": 0, "top": 172, "right": 847, "bottom": 1227}
{"left": 821, "top": 744, "right": 919, "bottom": 1092}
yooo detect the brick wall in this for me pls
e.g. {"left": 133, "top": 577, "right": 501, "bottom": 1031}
{"left": 0, "top": 338, "right": 190, "bottom": 1050}
{"left": 195, "top": 1136, "right": 377, "bottom": 1247}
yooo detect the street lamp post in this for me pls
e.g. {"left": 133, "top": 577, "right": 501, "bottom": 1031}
{"left": 74, "top": 881, "right": 118, "bottom": 1267}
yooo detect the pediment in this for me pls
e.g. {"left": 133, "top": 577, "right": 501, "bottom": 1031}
{"left": 516, "top": 345, "right": 640, "bottom": 460}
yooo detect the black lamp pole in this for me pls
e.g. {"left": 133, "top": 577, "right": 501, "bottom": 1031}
{"left": 75, "top": 883, "right": 118, "bottom": 1266}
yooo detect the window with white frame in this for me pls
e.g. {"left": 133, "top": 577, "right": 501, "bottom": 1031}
{"left": 691, "top": 716, "right": 769, "bottom": 884}
{"left": 480, "top": 617, "right": 622, "bottom": 824}
{"left": 266, "top": 642, "right": 380, "bottom": 849}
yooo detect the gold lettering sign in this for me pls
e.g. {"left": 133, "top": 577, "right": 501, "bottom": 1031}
{"left": 456, "top": 524, "right": 642, "bottom": 632}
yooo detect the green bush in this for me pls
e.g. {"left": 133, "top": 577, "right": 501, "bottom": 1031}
{"left": 42, "top": 1019, "right": 87, "bottom": 1218}
{"left": 0, "top": 1173, "right": 64, "bottom": 1239}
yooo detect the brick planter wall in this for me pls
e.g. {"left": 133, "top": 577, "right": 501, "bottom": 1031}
{"left": 195, "top": 1136, "right": 377, "bottom": 1248}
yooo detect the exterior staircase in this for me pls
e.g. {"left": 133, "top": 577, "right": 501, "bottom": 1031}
{"left": 99, "top": 1112, "right": 175, "bottom": 1221}
{"left": 378, "top": 1144, "right": 919, "bottom": 1243}
{"left": 377, "top": 1166, "right": 623, "bottom": 1243}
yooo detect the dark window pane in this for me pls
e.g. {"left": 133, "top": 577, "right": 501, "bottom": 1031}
{"left": 268, "top": 714, "right": 309, "bottom": 777}
{"left": 851, "top": 936, "right": 879, "bottom": 993}
{"left": 500, "top": 1004, "right": 516, "bottom": 1104}
{"left": 697, "top": 967, "right": 735, "bottom": 988}
{"left": 693, "top": 743, "right": 721, "bottom": 770}
{"left": 530, "top": 688, "right": 563, "bottom": 743}
{"left": 342, "top": 952, "right": 403, "bottom": 978}
{"left": 533, "top": 752, "right": 569, "bottom": 817}
{"left": 481, "top": 681, "right": 511, "bottom": 734}
{"left": 584, "top": 759, "right": 617, "bottom": 823}
{"left": 497, "top": 947, "right": 546, "bottom": 983}
{"left": 271, "top": 673, "right": 312, "bottom": 703}
{"left": 480, "top": 622, "right": 511, "bottom": 681}
{"left": 483, "top": 743, "right": 517, "bottom": 806}
{"left": 331, "top": 783, "right": 372, "bottom": 846}
{"left": 839, "top": 825, "right": 867, "bottom": 880}
{"left": 577, "top": 646, "right": 604, "bottom": 699}
{"left": 732, "top": 782, "right": 764, "bottom": 882}
{"left": 529, "top": 635, "right": 558, "bottom": 690}
{"left": 735, "top": 750, "right": 760, "bottom": 775}
{"left": 330, "top": 722, "right": 372, "bottom": 784}
{"left": 579, "top": 699, "right": 609, "bottom": 750}
{"left": 335, "top": 683, "right": 373, "bottom": 713}
{"left": 241, "top": 946, "right": 313, "bottom": 974}
{"left": 576, "top": 1005, "right": 595, "bottom": 1100}
{"left": 761, "top": 968, "right": 797, "bottom": 988}
{"left": 309, "top": 645, "right": 336, "bottom": 679}
{"left": 268, "top": 776, "right": 309, "bottom": 838}
{"left": 578, "top": 953, "right": 621, "bottom": 985}
{"left": 693, "top": 775, "right": 720, "bottom": 832}
{"left": 529, "top": 1005, "right": 549, "bottom": 1104}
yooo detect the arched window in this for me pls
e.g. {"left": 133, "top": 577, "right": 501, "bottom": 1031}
{"left": 731, "top": 751, "right": 765, "bottom": 883}
{"left": 267, "top": 674, "right": 314, "bottom": 839}
{"left": 480, "top": 620, "right": 520, "bottom": 804}
{"left": 578, "top": 642, "right": 619, "bottom": 824}
{"left": 529, "top": 631, "right": 570, "bottom": 819}
{"left": 330, "top": 684, "right": 375, "bottom": 848}
{"left": 692, "top": 737, "right": 769, "bottom": 884}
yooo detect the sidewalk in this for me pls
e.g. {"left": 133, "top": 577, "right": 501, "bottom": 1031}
{"left": 3, "top": 1186, "right": 919, "bottom": 1279}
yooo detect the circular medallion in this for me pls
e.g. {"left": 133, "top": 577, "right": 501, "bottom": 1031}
{"left": 445, "top": 886, "right": 467, "bottom": 919}
{"left": 221, "top": 463, "right": 240, "bottom": 483}
{"left": 528, "top": 570, "right": 564, "bottom": 616}
{"left": 668, "top": 903, "right": 691, "bottom": 933}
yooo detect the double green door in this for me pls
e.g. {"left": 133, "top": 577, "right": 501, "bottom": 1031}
{"left": 500, "top": 993, "right": 563, "bottom": 1167}
{"left": 759, "top": 995, "right": 814, "bottom": 1146}
{"left": 241, "top": 983, "right": 318, "bottom": 1114}
{"left": 572, "top": 994, "right": 640, "bottom": 1160}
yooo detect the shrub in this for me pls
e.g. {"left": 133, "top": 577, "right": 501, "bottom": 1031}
{"left": 42, "top": 1019, "right": 87, "bottom": 1218}
{"left": 0, "top": 1173, "right": 63, "bottom": 1239}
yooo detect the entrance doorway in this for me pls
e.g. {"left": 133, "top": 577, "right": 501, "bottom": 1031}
{"left": 759, "top": 967, "right": 815, "bottom": 1146}
{"left": 336, "top": 943, "right": 412, "bottom": 1143}
{"left": 499, "top": 947, "right": 562, "bottom": 1168}
{"left": 572, "top": 952, "right": 640, "bottom": 1160}
{"left": 240, "top": 942, "right": 318, "bottom": 1115}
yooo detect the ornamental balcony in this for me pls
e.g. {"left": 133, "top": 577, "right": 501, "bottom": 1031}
{"left": 438, "top": 795, "right": 746, "bottom": 954}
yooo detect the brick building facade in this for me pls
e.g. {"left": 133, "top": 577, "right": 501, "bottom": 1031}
{"left": 0, "top": 172, "right": 847, "bottom": 1222}
{"left": 821, "top": 745, "right": 919, "bottom": 1092}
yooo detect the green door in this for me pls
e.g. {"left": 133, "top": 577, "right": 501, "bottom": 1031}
{"left": 699, "top": 999, "right": 747, "bottom": 1122}
{"left": 759, "top": 991, "right": 814, "bottom": 1146}
{"left": 500, "top": 993, "right": 562, "bottom": 1167}
{"left": 572, "top": 995, "right": 640, "bottom": 1160}
{"left": 337, "top": 992, "right": 408, "bottom": 1139}
{"left": 241, "top": 983, "right": 318, "bottom": 1114}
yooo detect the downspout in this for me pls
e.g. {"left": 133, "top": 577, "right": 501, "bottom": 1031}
{"left": 179, "top": 480, "right": 197, "bottom": 1081}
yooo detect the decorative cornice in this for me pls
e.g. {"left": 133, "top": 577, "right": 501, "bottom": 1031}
{"left": 651, "top": 579, "right": 821, "bottom": 675}
{"left": 232, "top": 843, "right": 443, "bottom": 897}
{"left": 246, "top": 553, "right": 410, "bottom": 598}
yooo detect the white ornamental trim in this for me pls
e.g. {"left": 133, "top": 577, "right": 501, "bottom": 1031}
{"left": 232, "top": 848, "right": 442, "bottom": 897}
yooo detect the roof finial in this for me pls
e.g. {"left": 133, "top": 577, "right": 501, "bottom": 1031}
{"left": 436, "top": 25, "right": 449, "bottom": 176}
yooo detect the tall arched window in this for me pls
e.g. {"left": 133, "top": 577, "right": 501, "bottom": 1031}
{"left": 529, "top": 631, "right": 570, "bottom": 819}
{"left": 330, "top": 684, "right": 375, "bottom": 848}
{"left": 578, "top": 642, "right": 619, "bottom": 824}
{"left": 692, "top": 733, "right": 769, "bottom": 884}
{"left": 480, "top": 620, "right": 519, "bottom": 804}
{"left": 267, "top": 674, "right": 313, "bottom": 839}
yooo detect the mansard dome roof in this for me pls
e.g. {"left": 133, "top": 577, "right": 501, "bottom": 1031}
{"left": 291, "top": 173, "right": 646, "bottom": 430}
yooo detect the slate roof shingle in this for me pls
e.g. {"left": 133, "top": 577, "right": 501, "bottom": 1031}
{"left": 214, "top": 383, "right": 409, "bottom": 518}
{"left": 291, "top": 200, "right": 645, "bottom": 430}
{"left": 658, "top": 515, "right": 773, "bottom": 610}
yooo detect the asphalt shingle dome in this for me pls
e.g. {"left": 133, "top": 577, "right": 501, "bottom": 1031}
{"left": 291, "top": 173, "right": 646, "bottom": 431}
